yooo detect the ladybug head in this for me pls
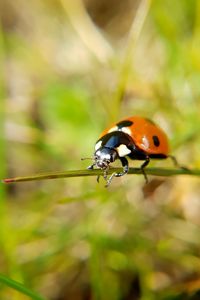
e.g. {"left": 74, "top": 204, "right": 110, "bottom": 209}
{"left": 93, "top": 147, "right": 118, "bottom": 170}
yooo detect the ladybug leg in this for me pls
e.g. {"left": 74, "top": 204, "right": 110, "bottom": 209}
{"left": 140, "top": 156, "right": 150, "bottom": 184}
{"left": 87, "top": 163, "right": 95, "bottom": 170}
{"left": 87, "top": 163, "right": 101, "bottom": 183}
{"left": 116, "top": 157, "right": 129, "bottom": 177}
{"left": 105, "top": 157, "right": 129, "bottom": 187}
{"left": 168, "top": 155, "right": 189, "bottom": 171}
{"left": 103, "top": 168, "right": 109, "bottom": 180}
{"left": 97, "top": 169, "right": 108, "bottom": 183}
{"left": 105, "top": 173, "right": 116, "bottom": 187}
{"left": 168, "top": 155, "right": 180, "bottom": 168}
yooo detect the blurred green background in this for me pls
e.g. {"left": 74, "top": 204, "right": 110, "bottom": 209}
{"left": 1, "top": 0, "right": 200, "bottom": 299}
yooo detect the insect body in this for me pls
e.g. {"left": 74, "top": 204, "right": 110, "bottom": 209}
{"left": 87, "top": 116, "right": 177, "bottom": 186}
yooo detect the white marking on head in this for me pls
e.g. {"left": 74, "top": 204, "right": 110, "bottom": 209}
{"left": 116, "top": 144, "right": 131, "bottom": 157}
{"left": 95, "top": 150, "right": 110, "bottom": 160}
{"left": 142, "top": 136, "right": 149, "bottom": 150}
{"left": 121, "top": 127, "right": 132, "bottom": 136}
{"left": 95, "top": 140, "right": 102, "bottom": 151}
{"left": 108, "top": 126, "right": 118, "bottom": 133}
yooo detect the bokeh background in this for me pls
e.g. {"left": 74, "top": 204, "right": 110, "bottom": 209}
{"left": 1, "top": 0, "right": 200, "bottom": 299}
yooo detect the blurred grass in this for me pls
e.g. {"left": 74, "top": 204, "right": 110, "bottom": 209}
{"left": 1, "top": 0, "right": 200, "bottom": 299}
{"left": 0, "top": 23, "right": 6, "bottom": 240}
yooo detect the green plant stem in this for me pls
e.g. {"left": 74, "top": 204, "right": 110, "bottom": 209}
{"left": 0, "top": 273, "right": 46, "bottom": 300}
{"left": 2, "top": 167, "right": 199, "bottom": 184}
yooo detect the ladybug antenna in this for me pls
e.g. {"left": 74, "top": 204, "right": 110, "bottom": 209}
{"left": 81, "top": 157, "right": 93, "bottom": 161}
{"left": 82, "top": 157, "right": 96, "bottom": 171}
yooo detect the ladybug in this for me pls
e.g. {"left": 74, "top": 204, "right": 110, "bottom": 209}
{"left": 87, "top": 116, "right": 180, "bottom": 186}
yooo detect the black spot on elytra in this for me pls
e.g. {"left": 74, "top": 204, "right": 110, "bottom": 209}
{"left": 117, "top": 120, "right": 133, "bottom": 129}
{"left": 152, "top": 135, "right": 160, "bottom": 147}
